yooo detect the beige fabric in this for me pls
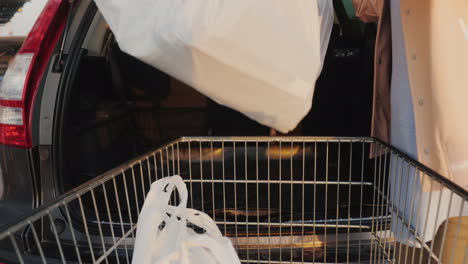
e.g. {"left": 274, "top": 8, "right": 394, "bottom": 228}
{"left": 353, "top": 0, "right": 468, "bottom": 190}
{"left": 399, "top": 0, "right": 468, "bottom": 190}
{"left": 352, "top": 1, "right": 467, "bottom": 260}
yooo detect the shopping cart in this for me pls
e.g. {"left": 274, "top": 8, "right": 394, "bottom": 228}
{"left": 0, "top": 137, "right": 466, "bottom": 264}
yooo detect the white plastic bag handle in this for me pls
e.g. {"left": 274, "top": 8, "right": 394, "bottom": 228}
{"left": 132, "top": 176, "right": 240, "bottom": 264}
{"left": 132, "top": 176, "right": 188, "bottom": 264}
{"left": 155, "top": 205, "right": 239, "bottom": 264}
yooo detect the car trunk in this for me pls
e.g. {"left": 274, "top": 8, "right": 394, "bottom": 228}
{"left": 60, "top": 16, "right": 376, "bottom": 187}
{"left": 53, "top": 6, "right": 380, "bottom": 262}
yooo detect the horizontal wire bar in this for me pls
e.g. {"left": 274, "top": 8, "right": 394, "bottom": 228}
{"left": 218, "top": 221, "right": 371, "bottom": 229}
{"left": 183, "top": 179, "right": 374, "bottom": 186}
{"left": 93, "top": 215, "right": 388, "bottom": 229}
{"left": 177, "top": 136, "right": 374, "bottom": 143}
{"left": 243, "top": 260, "right": 316, "bottom": 264}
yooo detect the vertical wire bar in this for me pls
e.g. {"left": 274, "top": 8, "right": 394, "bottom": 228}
{"left": 290, "top": 141, "right": 294, "bottom": 264}
{"left": 347, "top": 141, "right": 353, "bottom": 264}
{"left": 47, "top": 212, "right": 66, "bottom": 264}
{"left": 121, "top": 171, "right": 136, "bottom": 243}
{"left": 188, "top": 142, "right": 194, "bottom": 209}
{"left": 279, "top": 141, "right": 283, "bottom": 262}
{"left": 9, "top": 233, "right": 25, "bottom": 264}
{"left": 153, "top": 153, "right": 158, "bottom": 181}
{"left": 418, "top": 178, "right": 434, "bottom": 264}
{"left": 378, "top": 146, "right": 388, "bottom": 264}
{"left": 78, "top": 195, "right": 96, "bottom": 262}
{"left": 382, "top": 152, "right": 394, "bottom": 260}
{"left": 160, "top": 150, "right": 165, "bottom": 178}
{"left": 358, "top": 141, "right": 365, "bottom": 264}
{"left": 386, "top": 153, "right": 394, "bottom": 263}
{"left": 372, "top": 145, "right": 381, "bottom": 264}
{"left": 267, "top": 141, "right": 272, "bottom": 263}
{"left": 102, "top": 182, "right": 121, "bottom": 264}
{"left": 245, "top": 141, "right": 250, "bottom": 263}
{"left": 138, "top": 162, "right": 146, "bottom": 198}
{"left": 384, "top": 149, "right": 392, "bottom": 264}
{"left": 90, "top": 189, "right": 109, "bottom": 264}
{"left": 409, "top": 170, "right": 427, "bottom": 264}
{"left": 374, "top": 145, "right": 384, "bottom": 263}
{"left": 146, "top": 157, "right": 152, "bottom": 188}
{"left": 256, "top": 141, "right": 260, "bottom": 262}
{"left": 301, "top": 141, "right": 305, "bottom": 264}
{"left": 425, "top": 184, "right": 444, "bottom": 264}
{"left": 211, "top": 140, "right": 216, "bottom": 220}
{"left": 389, "top": 154, "right": 402, "bottom": 262}
{"left": 382, "top": 151, "right": 391, "bottom": 263}
{"left": 397, "top": 163, "right": 412, "bottom": 263}
{"left": 448, "top": 201, "right": 466, "bottom": 264}
{"left": 335, "top": 140, "right": 341, "bottom": 264}
{"left": 165, "top": 147, "right": 174, "bottom": 206}
{"left": 199, "top": 141, "right": 205, "bottom": 213}
{"left": 110, "top": 177, "right": 133, "bottom": 263}
{"left": 313, "top": 142, "right": 317, "bottom": 263}
{"left": 222, "top": 140, "right": 227, "bottom": 236}
{"left": 437, "top": 191, "right": 454, "bottom": 262}
{"left": 172, "top": 144, "right": 176, "bottom": 175}
{"left": 131, "top": 166, "right": 140, "bottom": 214}
{"left": 382, "top": 147, "right": 390, "bottom": 264}
{"left": 382, "top": 152, "right": 396, "bottom": 261}
{"left": 233, "top": 141, "right": 238, "bottom": 250}
{"left": 165, "top": 147, "right": 170, "bottom": 178}
{"left": 177, "top": 142, "right": 181, "bottom": 175}
{"left": 374, "top": 149, "right": 386, "bottom": 262}
{"left": 63, "top": 202, "right": 83, "bottom": 264}
{"left": 394, "top": 160, "right": 406, "bottom": 262}
{"left": 28, "top": 221, "right": 47, "bottom": 264}
{"left": 324, "top": 141, "right": 329, "bottom": 262}
{"left": 403, "top": 165, "right": 420, "bottom": 263}
{"left": 369, "top": 143, "right": 378, "bottom": 263}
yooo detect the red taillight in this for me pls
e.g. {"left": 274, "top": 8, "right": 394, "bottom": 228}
{"left": 0, "top": 0, "right": 69, "bottom": 147}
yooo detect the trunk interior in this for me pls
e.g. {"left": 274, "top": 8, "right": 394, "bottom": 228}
{"left": 61, "top": 13, "right": 376, "bottom": 191}
{"left": 53, "top": 6, "right": 381, "bottom": 262}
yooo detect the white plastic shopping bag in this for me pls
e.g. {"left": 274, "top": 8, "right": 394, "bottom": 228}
{"left": 132, "top": 176, "right": 240, "bottom": 264}
{"left": 94, "top": 0, "right": 334, "bottom": 133}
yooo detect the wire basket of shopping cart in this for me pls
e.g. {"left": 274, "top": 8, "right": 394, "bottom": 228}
{"left": 0, "top": 137, "right": 466, "bottom": 264}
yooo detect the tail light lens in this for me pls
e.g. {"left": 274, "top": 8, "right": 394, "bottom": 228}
{"left": 0, "top": 54, "right": 33, "bottom": 101}
{"left": 0, "top": 106, "right": 23, "bottom": 126}
{"left": 0, "top": 0, "right": 69, "bottom": 147}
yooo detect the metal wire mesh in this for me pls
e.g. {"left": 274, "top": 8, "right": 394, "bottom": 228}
{"left": 0, "top": 137, "right": 466, "bottom": 264}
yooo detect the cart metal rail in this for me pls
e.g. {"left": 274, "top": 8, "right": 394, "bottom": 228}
{"left": 0, "top": 137, "right": 467, "bottom": 263}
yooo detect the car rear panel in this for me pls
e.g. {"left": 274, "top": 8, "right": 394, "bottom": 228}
{"left": 0, "top": 146, "right": 37, "bottom": 228}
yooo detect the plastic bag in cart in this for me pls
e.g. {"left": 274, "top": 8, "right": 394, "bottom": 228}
{"left": 132, "top": 176, "right": 241, "bottom": 264}
{"left": 93, "top": 0, "right": 334, "bottom": 133}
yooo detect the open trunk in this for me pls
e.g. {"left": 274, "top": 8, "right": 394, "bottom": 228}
{"left": 60, "top": 8, "right": 376, "bottom": 191}
{"left": 51, "top": 4, "right": 379, "bottom": 262}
